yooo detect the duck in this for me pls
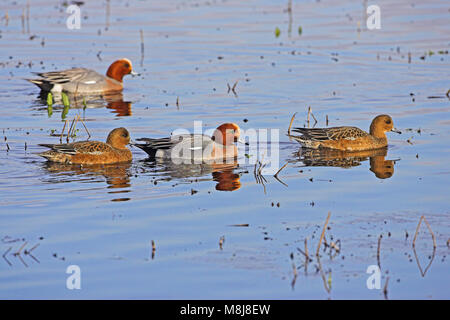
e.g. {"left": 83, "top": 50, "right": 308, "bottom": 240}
{"left": 38, "top": 127, "right": 132, "bottom": 165}
{"left": 26, "top": 58, "right": 137, "bottom": 94}
{"left": 289, "top": 114, "right": 401, "bottom": 151}
{"left": 133, "top": 123, "right": 242, "bottom": 162}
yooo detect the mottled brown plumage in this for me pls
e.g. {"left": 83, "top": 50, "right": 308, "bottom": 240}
{"left": 290, "top": 115, "right": 400, "bottom": 151}
{"left": 38, "top": 128, "right": 132, "bottom": 164}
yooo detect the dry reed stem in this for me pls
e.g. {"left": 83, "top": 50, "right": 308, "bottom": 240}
{"left": 288, "top": 112, "right": 297, "bottom": 135}
{"left": 316, "top": 212, "right": 331, "bottom": 256}
{"left": 413, "top": 215, "right": 436, "bottom": 248}
{"left": 80, "top": 117, "right": 91, "bottom": 139}
{"left": 274, "top": 162, "right": 288, "bottom": 179}
{"left": 60, "top": 120, "right": 68, "bottom": 143}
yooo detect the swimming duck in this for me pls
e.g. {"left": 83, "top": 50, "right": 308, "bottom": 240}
{"left": 27, "top": 58, "right": 137, "bottom": 94}
{"left": 133, "top": 123, "right": 241, "bottom": 162}
{"left": 290, "top": 115, "right": 401, "bottom": 151}
{"left": 38, "top": 127, "right": 132, "bottom": 165}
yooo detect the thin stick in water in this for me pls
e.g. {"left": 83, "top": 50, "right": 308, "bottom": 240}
{"left": 316, "top": 211, "right": 331, "bottom": 257}
{"left": 383, "top": 276, "right": 389, "bottom": 300}
{"left": 219, "top": 236, "right": 225, "bottom": 250}
{"left": 140, "top": 29, "right": 144, "bottom": 67}
{"left": 377, "top": 234, "right": 382, "bottom": 268}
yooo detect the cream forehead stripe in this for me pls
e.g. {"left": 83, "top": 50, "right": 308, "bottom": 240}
{"left": 122, "top": 58, "right": 132, "bottom": 67}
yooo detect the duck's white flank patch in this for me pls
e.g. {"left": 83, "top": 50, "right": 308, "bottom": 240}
{"left": 50, "top": 84, "right": 63, "bottom": 93}
{"left": 155, "top": 149, "right": 165, "bottom": 158}
{"left": 84, "top": 80, "right": 97, "bottom": 84}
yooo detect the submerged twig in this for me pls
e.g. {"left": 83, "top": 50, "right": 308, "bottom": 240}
{"left": 2, "top": 247, "right": 12, "bottom": 266}
{"left": 80, "top": 117, "right": 91, "bottom": 139}
{"left": 290, "top": 252, "right": 297, "bottom": 290}
{"left": 383, "top": 277, "right": 389, "bottom": 300}
{"left": 231, "top": 80, "right": 238, "bottom": 95}
{"left": 317, "top": 256, "right": 331, "bottom": 293}
{"left": 274, "top": 162, "right": 288, "bottom": 179}
{"left": 412, "top": 245, "right": 436, "bottom": 277}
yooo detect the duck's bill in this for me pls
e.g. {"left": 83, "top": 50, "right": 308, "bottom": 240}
{"left": 391, "top": 128, "right": 402, "bottom": 134}
{"left": 130, "top": 70, "right": 140, "bottom": 77}
{"left": 236, "top": 138, "right": 249, "bottom": 146}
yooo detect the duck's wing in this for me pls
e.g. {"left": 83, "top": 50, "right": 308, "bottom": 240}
{"left": 134, "top": 137, "right": 174, "bottom": 150}
{"left": 39, "top": 141, "right": 112, "bottom": 155}
{"left": 30, "top": 68, "right": 103, "bottom": 84}
{"left": 133, "top": 134, "right": 214, "bottom": 157}
{"left": 291, "top": 126, "right": 369, "bottom": 141}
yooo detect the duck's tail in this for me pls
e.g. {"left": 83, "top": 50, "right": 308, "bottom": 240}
{"left": 131, "top": 142, "right": 158, "bottom": 158}
{"left": 287, "top": 133, "right": 321, "bottom": 149}
{"left": 25, "top": 78, "right": 53, "bottom": 92}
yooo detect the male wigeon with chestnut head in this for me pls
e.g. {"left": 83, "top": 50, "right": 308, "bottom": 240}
{"left": 27, "top": 58, "right": 138, "bottom": 94}
{"left": 133, "top": 123, "right": 243, "bottom": 162}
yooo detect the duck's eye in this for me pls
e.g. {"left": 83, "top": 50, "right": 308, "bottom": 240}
{"left": 385, "top": 119, "right": 391, "bottom": 124}
{"left": 124, "top": 63, "right": 130, "bottom": 69}
{"left": 122, "top": 132, "right": 128, "bottom": 138}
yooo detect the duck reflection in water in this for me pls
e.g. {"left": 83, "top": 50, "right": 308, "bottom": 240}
{"left": 38, "top": 91, "right": 132, "bottom": 117}
{"left": 294, "top": 147, "right": 397, "bottom": 179}
{"left": 43, "top": 162, "right": 132, "bottom": 189}
{"left": 212, "top": 163, "right": 241, "bottom": 191}
{"left": 141, "top": 159, "right": 242, "bottom": 192}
